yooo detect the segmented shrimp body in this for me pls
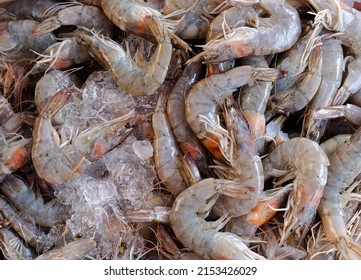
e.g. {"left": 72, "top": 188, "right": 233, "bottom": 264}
{"left": 185, "top": 65, "right": 278, "bottom": 159}
{"left": 318, "top": 126, "right": 361, "bottom": 259}
{"left": 170, "top": 178, "right": 265, "bottom": 260}
{"left": 32, "top": 89, "right": 137, "bottom": 185}
{"left": 0, "top": 175, "right": 71, "bottom": 227}
{"left": 188, "top": 0, "right": 301, "bottom": 64}
{"left": 262, "top": 137, "right": 329, "bottom": 242}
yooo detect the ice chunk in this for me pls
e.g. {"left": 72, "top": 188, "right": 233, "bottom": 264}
{"left": 132, "top": 140, "right": 154, "bottom": 160}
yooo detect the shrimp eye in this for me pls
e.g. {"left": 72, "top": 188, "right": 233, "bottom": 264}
{"left": 308, "top": 131, "right": 316, "bottom": 140}
{"left": 271, "top": 97, "right": 279, "bottom": 104}
{"left": 75, "top": 233, "right": 83, "bottom": 238}
{"left": 125, "top": 122, "right": 136, "bottom": 129}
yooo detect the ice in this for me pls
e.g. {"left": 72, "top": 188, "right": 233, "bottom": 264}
{"left": 132, "top": 140, "right": 154, "bottom": 160}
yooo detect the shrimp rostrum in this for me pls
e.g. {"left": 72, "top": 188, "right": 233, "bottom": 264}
{"left": 31, "top": 89, "right": 139, "bottom": 185}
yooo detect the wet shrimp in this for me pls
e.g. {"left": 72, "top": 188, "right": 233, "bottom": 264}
{"left": 32, "top": 89, "right": 138, "bottom": 185}
{"left": 170, "top": 178, "right": 265, "bottom": 260}
{"left": 188, "top": 0, "right": 301, "bottom": 64}
{"left": 153, "top": 85, "right": 192, "bottom": 197}
{"left": 35, "top": 238, "right": 96, "bottom": 260}
{"left": 185, "top": 65, "right": 278, "bottom": 159}
{"left": 301, "top": 38, "right": 344, "bottom": 142}
{"left": 6, "top": 0, "right": 60, "bottom": 21}
{"left": 320, "top": 134, "right": 352, "bottom": 157}
{"left": 166, "top": 62, "right": 211, "bottom": 178}
{"left": 262, "top": 137, "right": 329, "bottom": 243}
{"left": 318, "top": 126, "right": 361, "bottom": 259}
{"left": 0, "top": 175, "right": 71, "bottom": 227}
{"left": 77, "top": 21, "right": 172, "bottom": 96}
{"left": 31, "top": 2, "right": 114, "bottom": 37}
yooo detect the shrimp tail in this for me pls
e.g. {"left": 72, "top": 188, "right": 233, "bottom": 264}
{"left": 337, "top": 237, "right": 361, "bottom": 260}
{"left": 31, "top": 17, "right": 61, "bottom": 36}
{"left": 40, "top": 89, "right": 71, "bottom": 118}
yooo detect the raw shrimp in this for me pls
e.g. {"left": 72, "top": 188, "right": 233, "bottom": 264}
{"left": 238, "top": 55, "right": 273, "bottom": 154}
{"left": 266, "top": 44, "right": 323, "bottom": 117}
{"left": 166, "top": 62, "right": 211, "bottom": 178}
{"left": 0, "top": 94, "right": 15, "bottom": 125}
{"left": 185, "top": 65, "right": 278, "bottom": 159}
{"left": 302, "top": 38, "right": 344, "bottom": 142}
{"left": 0, "top": 175, "right": 71, "bottom": 227}
{"left": 310, "top": 0, "right": 361, "bottom": 105}
{"left": 35, "top": 238, "right": 96, "bottom": 260}
{"left": 170, "top": 178, "right": 265, "bottom": 260}
{"left": 31, "top": 89, "right": 138, "bottom": 185}
{"left": 77, "top": 21, "right": 172, "bottom": 96}
{"left": 209, "top": 96, "right": 264, "bottom": 217}
{"left": 188, "top": 0, "right": 301, "bottom": 64}
{"left": 31, "top": 2, "right": 113, "bottom": 37}
{"left": 0, "top": 20, "right": 56, "bottom": 53}
{"left": 320, "top": 134, "right": 351, "bottom": 157}
{"left": 0, "top": 195, "right": 48, "bottom": 252}
{"left": 6, "top": 0, "right": 60, "bottom": 21}
{"left": 153, "top": 85, "right": 190, "bottom": 197}
{"left": 262, "top": 137, "right": 329, "bottom": 243}
{"left": 318, "top": 126, "right": 361, "bottom": 259}
{"left": 311, "top": 103, "right": 361, "bottom": 128}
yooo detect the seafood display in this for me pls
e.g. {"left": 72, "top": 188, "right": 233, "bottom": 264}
{"left": 2, "top": 0, "right": 361, "bottom": 260}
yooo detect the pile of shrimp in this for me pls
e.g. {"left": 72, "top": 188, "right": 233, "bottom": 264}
{"left": 1, "top": 0, "right": 361, "bottom": 260}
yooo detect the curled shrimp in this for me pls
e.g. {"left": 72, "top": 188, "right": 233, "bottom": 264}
{"left": 185, "top": 65, "right": 278, "bottom": 159}
{"left": 262, "top": 137, "right": 329, "bottom": 243}
{"left": 77, "top": 21, "right": 172, "bottom": 96}
{"left": 31, "top": 89, "right": 138, "bottom": 185}
{"left": 188, "top": 0, "right": 301, "bottom": 64}
{"left": 0, "top": 175, "right": 71, "bottom": 227}
{"left": 31, "top": 2, "right": 113, "bottom": 37}
{"left": 318, "top": 126, "right": 361, "bottom": 259}
{"left": 170, "top": 178, "right": 265, "bottom": 260}
{"left": 166, "top": 62, "right": 211, "bottom": 178}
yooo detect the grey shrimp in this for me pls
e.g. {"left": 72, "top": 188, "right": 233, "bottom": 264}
{"left": 318, "top": 126, "right": 361, "bottom": 259}
{"left": 185, "top": 65, "right": 278, "bottom": 160}
{"left": 0, "top": 175, "right": 71, "bottom": 227}
{"left": 262, "top": 137, "right": 329, "bottom": 243}
{"left": 32, "top": 89, "right": 138, "bottom": 185}
{"left": 166, "top": 62, "right": 212, "bottom": 178}
{"left": 170, "top": 178, "right": 265, "bottom": 260}
{"left": 6, "top": 0, "right": 60, "bottom": 21}
{"left": 188, "top": 0, "right": 301, "bottom": 64}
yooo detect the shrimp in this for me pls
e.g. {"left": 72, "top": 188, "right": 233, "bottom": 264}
{"left": 318, "top": 126, "right": 361, "bottom": 259}
{"left": 266, "top": 44, "right": 323, "bottom": 118}
{"left": 31, "top": 2, "right": 113, "bottom": 37}
{"left": 0, "top": 195, "right": 48, "bottom": 252}
{"left": 35, "top": 238, "right": 96, "bottom": 260}
{"left": 301, "top": 38, "right": 344, "bottom": 142}
{"left": 238, "top": 55, "right": 273, "bottom": 154}
{"left": 170, "top": 178, "right": 265, "bottom": 260}
{"left": 0, "top": 20, "right": 56, "bottom": 53}
{"left": 311, "top": 103, "right": 361, "bottom": 128}
{"left": 188, "top": 0, "right": 301, "bottom": 64}
{"left": 185, "top": 65, "right": 278, "bottom": 160}
{"left": 0, "top": 222, "right": 36, "bottom": 260}
{"left": 320, "top": 134, "right": 352, "bottom": 157}
{"left": 31, "top": 89, "right": 138, "bottom": 185}
{"left": 153, "top": 85, "right": 191, "bottom": 197}
{"left": 6, "top": 0, "right": 60, "bottom": 21}
{"left": 77, "top": 20, "right": 172, "bottom": 96}
{"left": 166, "top": 62, "right": 212, "bottom": 178}
{"left": 310, "top": 0, "right": 361, "bottom": 105}
{"left": 0, "top": 175, "right": 71, "bottom": 227}
{"left": 208, "top": 96, "right": 264, "bottom": 217}
{"left": 262, "top": 137, "right": 329, "bottom": 243}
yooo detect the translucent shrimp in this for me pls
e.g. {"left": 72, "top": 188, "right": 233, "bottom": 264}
{"left": 266, "top": 44, "right": 323, "bottom": 118}
{"left": 6, "top": 0, "right": 60, "bottom": 21}
{"left": 320, "top": 134, "right": 352, "bottom": 157}
{"left": 31, "top": 2, "right": 114, "bottom": 37}
{"left": 170, "top": 178, "right": 265, "bottom": 260}
{"left": 318, "top": 126, "right": 361, "bottom": 259}
{"left": 262, "top": 137, "right": 329, "bottom": 243}
{"left": 35, "top": 238, "right": 96, "bottom": 260}
{"left": 301, "top": 38, "right": 344, "bottom": 142}
{"left": 166, "top": 62, "right": 211, "bottom": 178}
{"left": 153, "top": 86, "right": 190, "bottom": 197}
{"left": 188, "top": 0, "right": 301, "bottom": 64}
{"left": 31, "top": 89, "right": 138, "bottom": 185}
{"left": 185, "top": 65, "right": 278, "bottom": 159}
{"left": 0, "top": 175, "right": 71, "bottom": 227}
{"left": 310, "top": 0, "right": 361, "bottom": 105}
{"left": 77, "top": 21, "right": 172, "bottom": 96}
